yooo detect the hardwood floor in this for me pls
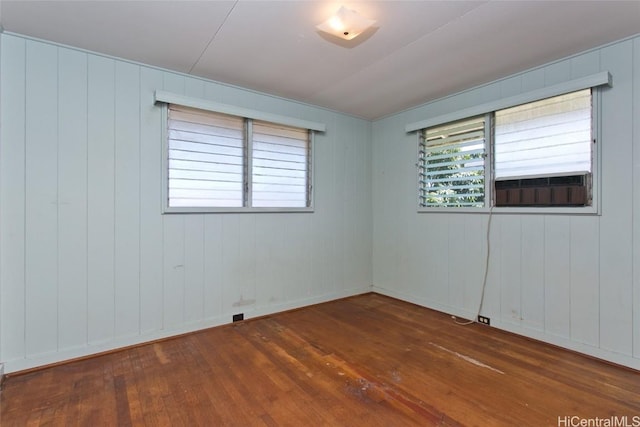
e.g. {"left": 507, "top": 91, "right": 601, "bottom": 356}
{"left": 2, "top": 293, "right": 639, "bottom": 426}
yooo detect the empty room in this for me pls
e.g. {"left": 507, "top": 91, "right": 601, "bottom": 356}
{"left": 1, "top": 1, "right": 639, "bottom": 425}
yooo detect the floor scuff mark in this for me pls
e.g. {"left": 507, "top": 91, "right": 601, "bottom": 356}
{"left": 429, "top": 342, "right": 504, "bottom": 375}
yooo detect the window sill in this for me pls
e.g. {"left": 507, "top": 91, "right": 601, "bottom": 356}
{"left": 417, "top": 206, "right": 600, "bottom": 215}
{"left": 163, "top": 206, "right": 315, "bottom": 214}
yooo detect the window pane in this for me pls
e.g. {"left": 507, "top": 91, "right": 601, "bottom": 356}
{"left": 494, "top": 89, "right": 592, "bottom": 180}
{"left": 252, "top": 121, "right": 310, "bottom": 208}
{"left": 168, "top": 105, "right": 244, "bottom": 208}
{"left": 419, "top": 116, "right": 486, "bottom": 208}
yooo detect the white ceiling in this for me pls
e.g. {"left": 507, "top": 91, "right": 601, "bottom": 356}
{"left": 1, "top": 1, "right": 639, "bottom": 120}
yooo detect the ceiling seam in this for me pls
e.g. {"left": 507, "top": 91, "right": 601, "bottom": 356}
{"left": 188, "top": 0, "right": 239, "bottom": 74}
{"left": 308, "top": 0, "right": 492, "bottom": 100}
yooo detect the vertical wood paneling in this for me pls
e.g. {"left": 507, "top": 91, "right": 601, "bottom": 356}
{"left": 405, "top": 215, "right": 423, "bottom": 298}
{"left": 570, "top": 50, "right": 600, "bottom": 79}
{"left": 463, "top": 215, "right": 486, "bottom": 314}
{"left": 598, "top": 41, "right": 634, "bottom": 355}
{"left": 87, "top": 55, "right": 116, "bottom": 344}
{"left": 520, "top": 68, "right": 545, "bottom": 93}
{"left": 371, "top": 36, "right": 640, "bottom": 368}
{"left": 139, "top": 67, "right": 164, "bottom": 333}
{"left": 357, "top": 121, "right": 373, "bottom": 289}
{"left": 500, "top": 216, "right": 522, "bottom": 325}
{"left": 24, "top": 41, "right": 59, "bottom": 356}
{"left": 203, "top": 216, "right": 223, "bottom": 318}
{"left": 236, "top": 215, "right": 257, "bottom": 307}
{"left": 161, "top": 73, "right": 186, "bottom": 329}
{"left": 569, "top": 217, "right": 599, "bottom": 346}
{"left": 316, "top": 118, "right": 339, "bottom": 295}
{"left": 310, "top": 205, "right": 334, "bottom": 297}
{"left": 544, "top": 60, "right": 571, "bottom": 86}
{"left": 163, "top": 216, "right": 185, "bottom": 328}
{"left": 0, "top": 35, "right": 27, "bottom": 361}
{"left": 318, "top": 120, "right": 341, "bottom": 296}
{"left": 422, "top": 215, "right": 448, "bottom": 304}
{"left": 5, "top": 32, "right": 638, "bottom": 372}
{"left": 254, "top": 215, "right": 284, "bottom": 305}
{"left": 520, "top": 216, "right": 545, "bottom": 330}
{"left": 447, "top": 216, "right": 466, "bottom": 307}
{"left": 1, "top": 34, "right": 4, "bottom": 359}
{"left": 569, "top": 48, "right": 600, "bottom": 347}
{"left": 499, "top": 75, "right": 522, "bottom": 98}
{"left": 353, "top": 119, "right": 373, "bottom": 290}
{"left": 332, "top": 120, "right": 347, "bottom": 293}
{"left": 543, "top": 217, "right": 571, "bottom": 337}
{"left": 57, "top": 48, "right": 88, "bottom": 350}
{"left": 184, "top": 216, "right": 205, "bottom": 323}
{"left": 342, "top": 119, "right": 363, "bottom": 292}
{"left": 481, "top": 216, "right": 502, "bottom": 318}
{"left": 633, "top": 37, "right": 640, "bottom": 359}
{"left": 287, "top": 215, "right": 313, "bottom": 301}
{"left": 1, "top": 34, "right": 375, "bottom": 372}
{"left": 183, "top": 78, "right": 206, "bottom": 323}
{"left": 114, "top": 61, "right": 141, "bottom": 337}
{"left": 279, "top": 215, "right": 302, "bottom": 301}
{"left": 221, "top": 215, "right": 241, "bottom": 316}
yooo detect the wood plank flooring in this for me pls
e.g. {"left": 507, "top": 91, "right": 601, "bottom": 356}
{"left": 1, "top": 293, "right": 639, "bottom": 426}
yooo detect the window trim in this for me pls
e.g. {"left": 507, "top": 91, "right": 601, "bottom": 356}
{"left": 159, "top": 102, "right": 316, "bottom": 214}
{"left": 415, "top": 87, "right": 603, "bottom": 215}
{"left": 155, "top": 90, "right": 326, "bottom": 132}
{"left": 405, "top": 71, "right": 611, "bottom": 133}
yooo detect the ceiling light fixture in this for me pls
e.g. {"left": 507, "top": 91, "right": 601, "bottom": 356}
{"left": 316, "top": 6, "right": 376, "bottom": 41}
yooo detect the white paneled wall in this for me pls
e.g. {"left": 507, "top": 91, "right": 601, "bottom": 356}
{"left": 0, "top": 34, "right": 372, "bottom": 372}
{"left": 1, "top": 31, "right": 639, "bottom": 373}
{"left": 372, "top": 35, "right": 640, "bottom": 370}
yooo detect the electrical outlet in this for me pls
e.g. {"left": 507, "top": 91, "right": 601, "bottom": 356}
{"left": 232, "top": 313, "right": 244, "bottom": 322}
{"left": 477, "top": 315, "right": 491, "bottom": 326}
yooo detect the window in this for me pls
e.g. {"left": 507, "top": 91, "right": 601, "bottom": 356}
{"left": 251, "top": 121, "right": 310, "bottom": 208}
{"left": 166, "top": 104, "right": 312, "bottom": 212}
{"left": 493, "top": 90, "right": 592, "bottom": 207}
{"left": 417, "top": 88, "right": 596, "bottom": 211}
{"left": 419, "top": 116, "right": 487, "bottom": 208}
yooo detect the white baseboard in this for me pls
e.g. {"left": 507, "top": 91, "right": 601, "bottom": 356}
{"left": 372, "top": 286, "right": 640, "bottom": 371}
{"left": 3, "top": 286, "right": 372, "bottom": 374}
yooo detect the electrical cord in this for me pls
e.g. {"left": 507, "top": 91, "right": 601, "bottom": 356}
{"left": 452, "top": 206, "right": 494, "bottom": 326}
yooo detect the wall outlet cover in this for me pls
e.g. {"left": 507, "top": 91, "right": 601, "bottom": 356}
{"left": 477, "top": 316, "right": 491, "bottom": 326}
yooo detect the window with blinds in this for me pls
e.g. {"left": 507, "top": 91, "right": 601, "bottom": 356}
{"left": 418, "top": 88, "right": 596, "bottom": 210}
{"left": 252, "top": 121, "right": 310, "bottom": 208}
{"left": 168, "top": 105, "right": 245, "bottom": 208}
{"left": 494, "top": 89, "right": 592, "bottom": 180}
{"left": 419, "top": 116, "right": 486, "bottom": 208}
{"left": 166, "top": 104, "right": 312, "bottom": 211}
{"left": 493, "top": 89, "right": 592, "bottom": 207}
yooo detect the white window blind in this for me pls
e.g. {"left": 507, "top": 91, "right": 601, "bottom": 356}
{"left": 494, "top": 89, "right": 592, "bottom": 180}
{"left": 252, "top": 121, "right": 310, "bottom": 208}
{"left": 165, "top": 104, "right": 313, "bottom": 211}
{"left": 168, "top": 105, "right": 245, "bottom": 208}
{"left": 419, "top": 116, "right": 486, "bottom": 208}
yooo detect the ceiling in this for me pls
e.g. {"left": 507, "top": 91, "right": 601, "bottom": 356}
{"left": 1, "top": 1, "right": 639, "bottom": 120}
